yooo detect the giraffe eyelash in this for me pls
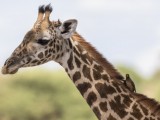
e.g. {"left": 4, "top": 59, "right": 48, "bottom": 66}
{"left": 37, "top": 39, "right": 50, "bottom": 45}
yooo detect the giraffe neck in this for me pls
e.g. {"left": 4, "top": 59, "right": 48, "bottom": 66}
{"left": 57, "top": 35, "right": 129, "bottom": 119}
{"left": 56, "top": 33, "right": 160, "bottom": 120}
{"left": 71, "top": 33, "right": 124, "bottom": 80}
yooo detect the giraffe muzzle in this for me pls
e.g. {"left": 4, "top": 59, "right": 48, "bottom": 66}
{"left": 1, "top": 66, "right": 18, "bottom": 74}
{"left": 2, "top": 57, "right": 21, "bottom": 74}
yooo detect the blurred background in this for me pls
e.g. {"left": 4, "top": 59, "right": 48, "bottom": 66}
{"left": 0, "top": 0, "right": 160, "bottom": 120}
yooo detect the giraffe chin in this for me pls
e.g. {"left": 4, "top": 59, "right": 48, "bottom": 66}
{"left": 1, "top": 67, "right": 19, "bottom": 75}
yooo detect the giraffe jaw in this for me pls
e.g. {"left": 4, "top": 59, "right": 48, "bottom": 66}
{"left": 1, "top": 66, "right": 19, "bottom": 74}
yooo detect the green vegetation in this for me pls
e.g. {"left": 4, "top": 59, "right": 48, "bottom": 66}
{"left": 0, "top": 69, "right": 97, "bottom": 120}
{"left": 0, "top": 66, "right": 159, "bottom": 120}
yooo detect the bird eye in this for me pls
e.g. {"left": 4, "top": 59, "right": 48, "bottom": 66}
{"left": 37, "top": 39, "right": 49, "bottom": 45}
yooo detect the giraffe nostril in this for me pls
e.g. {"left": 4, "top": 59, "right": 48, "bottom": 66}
{"left": 7, "top": 60, "right": 15, "bottom": 66}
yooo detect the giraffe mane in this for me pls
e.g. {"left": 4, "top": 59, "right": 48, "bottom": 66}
{"left": 71, "top": 32, "right": 124, "bottom": 80}
{"left": 133, "top": 93, "right": 160, "bottom": 116}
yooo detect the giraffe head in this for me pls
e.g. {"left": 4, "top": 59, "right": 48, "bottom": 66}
{"left": 2, "top": 4, "right": 77, "bottom": 74}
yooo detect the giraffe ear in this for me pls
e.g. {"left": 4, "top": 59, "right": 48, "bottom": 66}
{"left": 60, "top": 19, "right": 77, "bottom": 39}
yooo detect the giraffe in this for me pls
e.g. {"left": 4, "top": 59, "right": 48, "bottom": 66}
{"left": 2, "top": 4, "right": 160, "bottom": 120}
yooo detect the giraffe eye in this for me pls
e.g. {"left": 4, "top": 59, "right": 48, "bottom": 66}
{"left": 37, "top": 39, "right": 49, "bottom": 45}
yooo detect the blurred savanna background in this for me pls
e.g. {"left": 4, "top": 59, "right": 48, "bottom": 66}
{"left": 0, "top": 0, "right": 160, "bottom": 120}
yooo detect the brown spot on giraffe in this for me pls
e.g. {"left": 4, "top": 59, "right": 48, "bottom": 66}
{"left": 93, "top": 69, "right": 102, "bottom": 80}
{"left": 86, "top": 92, "right": 97, "bottom": 106}
{"left": 96, "top": 83, "right": 117, "bottom": 97}
{"left": 77, "top": 82, "right": 92, "bottom": 96}
{"left": 82, "top": 65, "right": 92, "bottom": 81}
{"left": 49, "top": 40, "right": 53, "bottom": 46}
{"left": 109, "top": 95, "right": 128, "bottom": 118}
{"left": 47, "top": 53, "right": 52, "bottom": 58}
{"left": 74, "top": 56, "right": 81, "bottom": 68}
{"left": 99, "top": 102, "right": 108, "bottom": 112}
{"left": 95, "top": 83, "right": 108, "bottom": 98}
{"left": 81, "top": 53, "right": 91, "bottom": 65}
{"left": 121, "top": 94, "right": 132, "bottom": 107}
{"left": 31, "top": 59, "right": 38, "bottom": 63}
{"left": 101, "top": 74, "right": 109, "bottom": 81}
{"left": 72, "top": 71, "right": 81, "bottom": 82}
{"left": 74, "top": 47, "right": 80, "bottom": 57}
{"left": 93, "top": 107, "right": 101, "bottom": 120}
{"left": 67, "top": 53, "right": 74, "bottom": 70}
{"left": 45, "top": 50, "right": 49, "bottom": 56}
{"left": 94, "top": 64, "right": 103, "bottom": 73}
{"left": 67, "top": 39, "right": 73, "bottom": 49}
{"left": 140, "top": 104, "right": 148, "bottom": 116}
{"left": 38, "top": 52, "right": 43, "bottom": 59}
{"left": 130, "top": 104, "right": 143, "bottom": 119}
{"left": 112, "top": 81, "right": 122, "bottom": 93}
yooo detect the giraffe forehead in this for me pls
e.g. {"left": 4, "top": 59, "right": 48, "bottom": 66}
{"left": 25, "top": 30, "right": 35, "bottom": 38}
{"left": 42, "top": 30, "right": 52, "bottom": 38}
{"left": 23, "top": 29, "right": 48, "bottom": 43}
{"left": 22, "top": 30, "right": 36, "bottom": 43}
{"left": 34, "top": 20, "right": 55, "bottom": 30}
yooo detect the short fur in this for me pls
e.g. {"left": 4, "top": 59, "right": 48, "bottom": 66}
{"left": 72, "top": 32, "right": 124, "bottom": 80}
{"left": 133, "top": 93, "right": 160, "bottom": 116}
